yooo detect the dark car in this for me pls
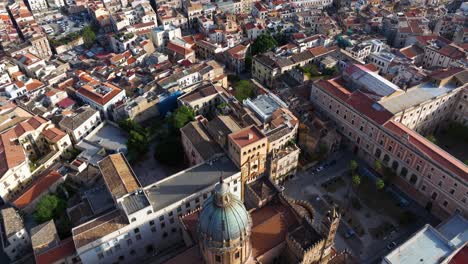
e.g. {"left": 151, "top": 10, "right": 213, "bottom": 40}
{"left": 387, "top": 242, "right": 397, "bottom": 250}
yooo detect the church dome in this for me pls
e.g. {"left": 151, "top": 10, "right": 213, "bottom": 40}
{"left": 198, "top": 180, "right": 251, "bottom": 246}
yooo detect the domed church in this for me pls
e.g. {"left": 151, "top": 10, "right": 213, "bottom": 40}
{"left": 168, "top": 177, "right": 347, "bottom": 264}
{"left": 198, "top": 178, "right": 252, "bottom": 264}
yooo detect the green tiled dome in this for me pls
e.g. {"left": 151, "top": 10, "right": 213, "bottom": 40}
{"left": 198, "top": 181, "right": 251, "bottom": 244}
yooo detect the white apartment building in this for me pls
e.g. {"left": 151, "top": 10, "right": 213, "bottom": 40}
{"left": 47, "top": 0, "right": 65, "bottom": 8}
{"left": 368, "top": 51, "right": 396, "bottom": 74}
{"left": 289, "top": 0, "right": 333, "bottom": 8}
{"left": 73, "top": 153, "right": 241, "bottom": 264}
{"left": 0, "top": 208, "right": 31, "bottom": 262}
{"left": 151, "top": 25, "right": 182, "bottom": 49}
{"left": 27, "top": 0, "right": 48, "bottom": 11}
{"left": 75, "top": 72, "right": 126, "bottom": 118}
{"left": 0, "top": 82, "right": 27, "bottom": 99}
{"left": 59, "top": 106, "right": 102, "bottom": 143}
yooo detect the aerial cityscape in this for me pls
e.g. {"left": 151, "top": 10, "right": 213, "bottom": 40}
{"left": 0, "top": 0, "right": 467, "bottom": 263}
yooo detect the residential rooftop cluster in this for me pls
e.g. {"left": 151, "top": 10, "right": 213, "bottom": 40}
{"left": 0, "top": 0, "right": 467, "bottom": 264}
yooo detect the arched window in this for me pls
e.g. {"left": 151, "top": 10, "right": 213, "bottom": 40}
{"left": 410, "top": 174, "right": 418, "bottom": 185}
{"left": 400, "top": 167, "right": 408, "bottom": 177}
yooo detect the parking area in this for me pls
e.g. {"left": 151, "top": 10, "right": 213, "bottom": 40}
{"left": 35, "top": 11, "right": 91, "bottom": 40}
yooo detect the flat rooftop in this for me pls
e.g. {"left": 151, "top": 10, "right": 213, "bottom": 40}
{"left": 384, "top": 225, "right": 454, "bottom": 264}
{"left": 145, "top": 155, "right": 239, "bottom": 213}
{"left": 121, "top": 191, "right": 150, "bottom": 215}
{"left": 437, "top": 214, "right": 468, "bottom": 248}
{"left": 380, "top": 83, "right": 458, "bottom": 114}
{"left": 86, "top": 123, "right": 127, "bottom": 154}
{"left": 244, "top": 93, "right": 288, "bottom": 122}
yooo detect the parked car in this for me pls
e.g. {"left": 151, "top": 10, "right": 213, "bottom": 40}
{"left": 387, "top": 242, "right": 397, "bottom": 250}
{"left": 345, "top": 229, "right": 356, "bottom": 239}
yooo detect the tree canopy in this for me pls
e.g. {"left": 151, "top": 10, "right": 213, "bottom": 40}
{"left": 172, "top": 106, "right": 195, "bottom": 129}
{"left": 350, "top": 160, "right": 358, "bottom": 172}
{"left": 251, "top": 34, "right": 278, "bottom": 55}
{"left": 234, "top": 80, "right": 255, "bottom": 101}
{"left": 352, "top": 174, "right": 361, "bottom": 187}
{"left": 34, "top": 195, "right": 67, "bottom": 223}
{"left": 82, "top": 26, "right": 96, "bottom": 49}
{"left": 376, "top": 179, "right": 385, "bottom": 190}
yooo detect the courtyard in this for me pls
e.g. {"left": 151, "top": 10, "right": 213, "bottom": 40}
{"left": 284, "top": 150, "right": 438, "bottom": 263}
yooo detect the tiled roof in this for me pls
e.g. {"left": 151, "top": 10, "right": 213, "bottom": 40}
{"left": 72, "top": 209, "right": 128, "bottom": 249}
{"left": 384, "top": 121, "right": 468, "bottom": 180}
{"left": 179, "top": 83, "right": 218, "bottom": 103}
{"left": 228, "top": 126, "right": 266, "bottom": 148}
{"left": 167, "top": 41, "right": 193, "bottom": 56}
{"left": 0, "top": 208, "right": 24, "bottom": 238}
{"left": 42, "top": 127, "right": 66, "bottom": 143}
{"left": 98, "top": 153, "right": 141, "bottom": 199}
{"left": 56, "top": 97, "right": 76, "bottom": 109}
{"left": 59, "top": 107, "right": 98, "bottom": 131}
{"left": 14, "top": 116, "right": 47, "bottom": 137}
{"left": 13, "top": 170, "right": 63, "bottom": 209}
{"left": 0, "top": 129, "right": 26, "bottom": 176}
{"left": 31, "top": 220, "right": 59, "bottom": 253}
{"left": 35, "top": 238, "right": 76, "bottom": 264}
{"left": 181, "top": 121, "right": 223, "bottom": 160}
{"left": 76, "top": 82, "right": 123, "bottom": 106}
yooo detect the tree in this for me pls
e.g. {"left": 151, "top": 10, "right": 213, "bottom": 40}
{"left": 251, "top": 34, "right": 278, "bottom": 55}
{"left": 273, "top": 33, "right": 289, "bottom": 46}
{"left": 34, "top": 195, "right": 67, "bottom": 223}
{"left": 82, "top": 26, "right": 96, "bottom": 49}
{"left": 126, "top": 130, "right": 149, "bottom": 163}
{"left": 322, "top": 66, "right": 338, "bottom": 77}
{"left": 172, "top": 106, "right": 195, "bottom": 129}
{"left": 234, "top": 80, "right": 255, "bottom": 101}
{"left": 374, "top": 160, "right": 382, "bottom": 171}
{"left": 376, "top": 179, "right": 385, "bottom": 190}
{"left": 352, "top": 174, "right": 361, "bottom": 187}
{"left": 350, "top": 160, "right": 358, "bottom": 172}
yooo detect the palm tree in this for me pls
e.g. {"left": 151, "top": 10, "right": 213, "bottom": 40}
{"left": 352, "top": 174, "right": 361, "bottom": 187}
{"left": 376, "top": 179, "right": 385, "bottom": 190}
{"left": 350, "top": 160, "right": 358, "bottom": 172}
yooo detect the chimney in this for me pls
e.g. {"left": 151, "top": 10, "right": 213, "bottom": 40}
{"left": 248, "top": 133, "right": 253, "bottom": 140}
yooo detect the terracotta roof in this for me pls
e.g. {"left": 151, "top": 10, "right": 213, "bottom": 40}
{"left": 14, "top": 116, "right": 47, "bottom": 137}
{"left": 228, "top": 126, "right": 266, "bottom": 148}
{"left": 315, "top": 79, "right": 394, "bottom": 125}
{"left": 25, "top": 80, "right": 44, "bottom": 91}
{"left": 384, "top": 121, "right": 468, "bottom": 180}
{"left": 251, "top": 202, "right": 298, "bottom": 257}
{"left": 42, "top": 127, "right": 66, "bottom": 143}
{"left": 98, "top": 153, "right": 141, "bottom": 198}
{"left": 347, "top": 91, "right": 393, "bottom": 125}
{"left": 227, "top": 45, "right": 247, "bottom": 59}
{"left": 449, "top": 246, "right": 468, "bottom": 264}
{"left": 76, "top": 82, "right": 123, "bottom": 106}
{"left": 35, "top": 238, "right": 76, "bottom": 264}
{"left": 400, "top": 45, "right": 424, "bottom": 59}
{"left": 167, "top": 42, "right": 193, "bottom": 56}
{"left": 13, "top": 170, "right": 63, "bottom": 209}
{"left": 56, "top": 97, "right": 76, "bottom": 109}
{"left": 0, "top": 129, "right": 26, "bottom": 176}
